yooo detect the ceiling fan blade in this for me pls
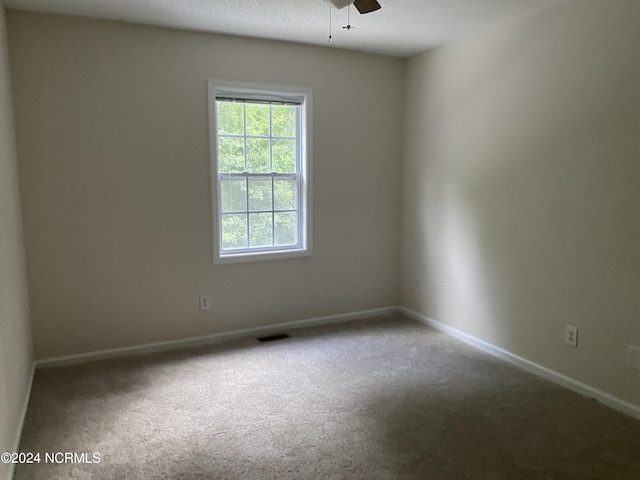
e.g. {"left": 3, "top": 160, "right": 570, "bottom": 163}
{"left": 353, "top": 0, "right": 381, "bottom": 14}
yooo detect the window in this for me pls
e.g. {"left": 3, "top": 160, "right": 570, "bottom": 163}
{"left": 208, "top": 80, "right": 312, "bottom": 263}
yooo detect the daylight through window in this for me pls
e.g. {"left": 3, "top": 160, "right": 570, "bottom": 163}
{"left": 209, "top": 81, "right": 312, "bottom": 263}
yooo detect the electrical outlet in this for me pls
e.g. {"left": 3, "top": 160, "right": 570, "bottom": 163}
{"left": 628, "top": 346, "right": 640, "bottom": 370}
{"left": 565, "top": 325, "right": 578, "bottom": 347}
{"left": 199, "top": 295, "right": 210, "bottom": 311}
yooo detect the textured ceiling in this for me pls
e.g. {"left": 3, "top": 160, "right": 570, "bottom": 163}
{"left": 2, "top": 0, "right": 569, "bottom": 57}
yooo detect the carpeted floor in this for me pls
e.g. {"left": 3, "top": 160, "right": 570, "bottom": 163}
{"left": 15, "top": 314, "right": 640, "bottom": 479}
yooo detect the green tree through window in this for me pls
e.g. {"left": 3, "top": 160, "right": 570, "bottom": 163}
{"left": 216, "top": 99, "right": 300, "bottom": 253}
{"left": 210, "top": 81, "right": 311, "bottom": 263}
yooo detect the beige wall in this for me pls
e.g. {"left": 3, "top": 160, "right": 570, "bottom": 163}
{"left": 6, "top": 0, "right": 638, "bottom": 423}
{"left": 0, "top": 6, "right": 33, "bottom": 479}
{"left": 7, "top": 11, "right": 403, "bottom": 359}
{"left": 402, "top": 0, "right": 640, "bottom": 407}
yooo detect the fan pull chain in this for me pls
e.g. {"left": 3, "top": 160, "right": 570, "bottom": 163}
{"left": 342, "top": 2, "right": 355, "bottom": 31}
{"left": 328, "top": 5, "right": 332, "bottom": 43}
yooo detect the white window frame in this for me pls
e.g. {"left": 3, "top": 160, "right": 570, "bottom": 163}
{"left": 208, "top": 79, "right": 313, "bottom": 264}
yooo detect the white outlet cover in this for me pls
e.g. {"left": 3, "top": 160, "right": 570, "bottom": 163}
{"left": 565, "top": 325, "right": 578, "bottom": 347}
{"left": 199, "top": 295, "right": 210, "bottom": 311}
{"left": 628, "top": 346, "right": 640, "bottom": 370}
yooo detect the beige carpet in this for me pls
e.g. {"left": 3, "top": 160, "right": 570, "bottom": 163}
{"left": 15, "top": 315, "right": 640, "bottom": 479}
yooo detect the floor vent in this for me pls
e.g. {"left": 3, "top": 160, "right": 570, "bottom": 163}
{"left": 257, "top": 333, "right": 291, "bottom": 343}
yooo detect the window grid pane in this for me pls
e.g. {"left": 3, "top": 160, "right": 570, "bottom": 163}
{"left": 221, "top": 213, "right": 248, "bottom": 249}
{"left": 269, "top": 107, "right": 273, "bottom": 172}
{"left": 245, "top": 177, "right": 249, "bottom": 244}
{"left": 242, "top": 104, "right": 247, "bottom": 171}
{"left": 216, "top": 99, "right": 302, "bottom": 254}
{"left": 248, "top": 178, "right": 272, "bottom": 212}
{"left": 220, "top": 178, "right": 247, "bottom": 213}
{"left": 275, "top": 212, "right": 297, "bottom": 246}
{"left": 216, "top": 102, "right": 299, "bottom": 175}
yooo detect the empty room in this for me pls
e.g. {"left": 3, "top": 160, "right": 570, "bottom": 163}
{"left": 1, "top": 0, "right": 639, "bottom": 478}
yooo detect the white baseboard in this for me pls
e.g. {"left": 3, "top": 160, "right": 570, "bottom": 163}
{"left": 6, "top": 361, "right": 35, "bottom": 480}
{"left": 36, "top": 306, "right": 399, "bottom": 369}
{"left": 399, "top": 307, "right": 640, "bottom": 421}
{"left": 30, "top": 304, "right": 640, "bottom": 428}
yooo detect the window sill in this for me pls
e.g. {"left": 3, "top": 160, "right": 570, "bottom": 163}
{"left": 214, "top": 248, "right": 311, "bottom": 265}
